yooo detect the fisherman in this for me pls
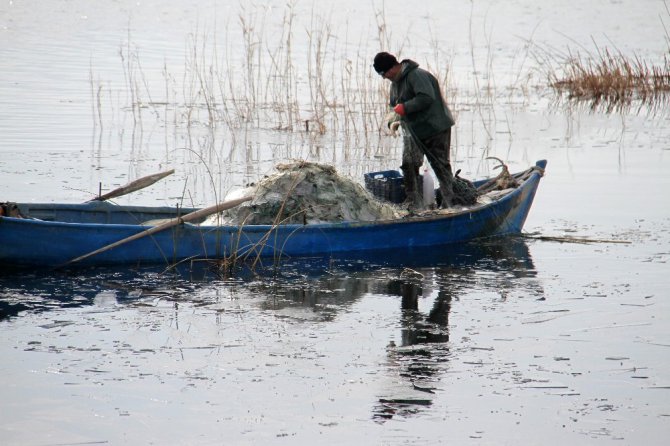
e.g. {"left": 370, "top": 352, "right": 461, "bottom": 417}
{"left": 373, "top": 52, "right": 456, "bottom": 209}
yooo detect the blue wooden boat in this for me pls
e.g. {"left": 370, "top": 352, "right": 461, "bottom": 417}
{"left": 0, "top": 160, "right": 546, "bottom": 268}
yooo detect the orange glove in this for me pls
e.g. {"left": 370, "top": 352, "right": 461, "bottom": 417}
{"left": 393, "top": 103, "right": 406, "bottom": 116}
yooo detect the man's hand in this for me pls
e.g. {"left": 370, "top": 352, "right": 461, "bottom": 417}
{"left": 389, "top": 121, "right": 401, "bottom": 137}
{"left": 384, "top": 111, "right": 401, "bottom": 136}
{"left": 393, "top": 103, "right": 406, "bottom": 116}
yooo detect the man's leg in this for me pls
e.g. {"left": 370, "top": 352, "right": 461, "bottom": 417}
{"left": 401, "top": 134, "right": 424, "bottom": 209}
{"left": 421, "top": 128, "right": 454, "bottom": 208}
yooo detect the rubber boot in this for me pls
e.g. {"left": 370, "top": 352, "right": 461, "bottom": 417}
{"left": 401, "top": 164, "right": 423, "bottom": 211}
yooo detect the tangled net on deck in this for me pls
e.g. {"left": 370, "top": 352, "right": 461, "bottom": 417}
{"left": 203, "top": 161, "right": 400, "bottom": 225}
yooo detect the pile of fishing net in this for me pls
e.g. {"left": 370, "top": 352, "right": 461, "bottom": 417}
{"left": 203, "top": 161, "right": 400, "bottom": 225}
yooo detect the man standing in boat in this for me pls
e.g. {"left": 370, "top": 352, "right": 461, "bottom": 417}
{"left": 373, "top": 52, "right": 456, "bottom": 209}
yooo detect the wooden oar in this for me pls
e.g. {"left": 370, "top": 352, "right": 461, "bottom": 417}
{"left": 89, "top": 169, "right": 175, "bottom": 202}
{"left": 62, "top": 195, "right": 252, "bottom": 267}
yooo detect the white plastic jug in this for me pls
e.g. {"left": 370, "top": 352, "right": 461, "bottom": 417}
{"left": 422, "top": 166, "right": 435, "bottom": 207}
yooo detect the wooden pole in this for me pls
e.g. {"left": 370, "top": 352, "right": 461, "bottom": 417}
{"left": 89, "top": 169, "right": 175, "bottom": 202}
{"left": 62, "top": 195, "right": 252, "bottom": 266}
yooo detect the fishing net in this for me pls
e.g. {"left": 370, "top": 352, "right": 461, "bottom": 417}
{"left": 203, "top": 161, "right": 400, "bottom": 225}
{"left": 451, "top": 170, "right": 479, "bottom": 205}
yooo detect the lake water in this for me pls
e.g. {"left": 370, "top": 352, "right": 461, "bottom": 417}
{"left": 1, "top": 0, "right": 669, "bottom": 444}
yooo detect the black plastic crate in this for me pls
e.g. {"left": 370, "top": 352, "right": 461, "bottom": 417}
{"left": 364, "top": 170, "right": 423, "bottom": 204}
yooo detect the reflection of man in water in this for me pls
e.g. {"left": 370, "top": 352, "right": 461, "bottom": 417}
{"left": 372, "top": 239, "right": 545, "bottom": 421}
{"left": 373, "top": 278, "right": 453, "bottom": 420}
{"left": 396, "top": 280, "right": 451, "bottom": 346}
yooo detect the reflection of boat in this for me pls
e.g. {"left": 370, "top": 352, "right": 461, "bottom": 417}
{"left": 1, "top": 236, "right": 541, "bottom": 323}
{"left": 0, "top": 161, "right": 546, "bottom": 268}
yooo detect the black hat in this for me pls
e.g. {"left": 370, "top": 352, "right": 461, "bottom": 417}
{"left": 373, "top": 52, "right": 398, "bottom": 75}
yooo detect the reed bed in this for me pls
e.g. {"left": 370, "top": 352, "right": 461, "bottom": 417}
{"left": 548, "top": 48, "right": 670, "bottom": 111}
{"left": 96, "top": 4, "right": 459, "bottom": 155}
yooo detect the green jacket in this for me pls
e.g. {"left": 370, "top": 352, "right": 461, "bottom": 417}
{"left": 389, "top": 59, "right": 455, "bottom": 141}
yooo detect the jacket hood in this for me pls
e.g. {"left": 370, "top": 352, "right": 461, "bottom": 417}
{"left": 398, "top": 59, "right": 420, "bottom": 79}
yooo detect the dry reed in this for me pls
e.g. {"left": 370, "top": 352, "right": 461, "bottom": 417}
{"left": 549, "top": 48, "right": 670, "bottom": 110}
{"left": 109, "top": 3, "right": 457, "bottom": 153}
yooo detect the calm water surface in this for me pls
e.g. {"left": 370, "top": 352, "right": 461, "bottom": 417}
{"left": 1, "top": 0, "right": 669, "bottom": 444}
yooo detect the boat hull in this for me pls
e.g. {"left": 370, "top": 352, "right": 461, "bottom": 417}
{"left": 0, "top": 161, "right": 546, "bottom": 268}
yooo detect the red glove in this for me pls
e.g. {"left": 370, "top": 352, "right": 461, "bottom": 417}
{"left": 393, "top": 103, "right": 406, "bottom": 116}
